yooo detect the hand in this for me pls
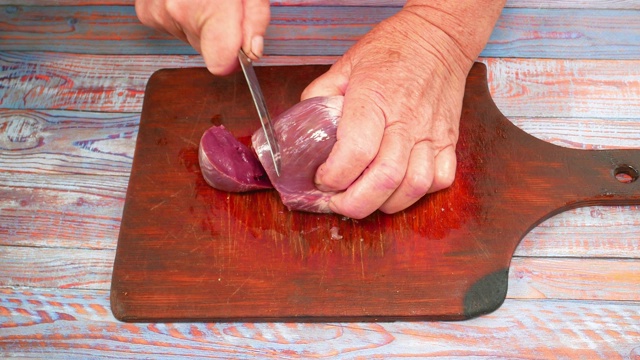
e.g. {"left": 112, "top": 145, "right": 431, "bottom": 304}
{"left": 302, "top": 5, "right": 499, "bottom": 219}
{"left": 135, "top": 0, "right": 270, "bottom": 75}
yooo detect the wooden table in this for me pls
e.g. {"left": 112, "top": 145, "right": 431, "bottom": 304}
{"left": 1, "top": 1, "right": 639, "bottom": 358}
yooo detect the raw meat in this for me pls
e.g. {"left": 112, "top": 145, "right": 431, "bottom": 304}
{"left": 198, "top": 125, "right": 272, "bottom": 192}
{"left": 252, "top": 96, "right": 343, "bottom": 213}
{"left": 199, "top": 96, "right": 343, "bottom": 213}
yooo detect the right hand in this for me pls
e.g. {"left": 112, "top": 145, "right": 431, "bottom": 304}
{"left": 135, "top": 0, "right": 270, "bottom": 75}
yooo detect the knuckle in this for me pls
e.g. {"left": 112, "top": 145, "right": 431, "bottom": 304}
{"left": 164, "top": 0, "right": 183, "bottom": 19}
{"left": 385, "top": 121, "right": 413, "bottom": 141}
{"left": 403, "top": 172, "right": 432, "bottom": 198}
{"left": 430, "top": 167, "right": 456, "bottom": 193}
{"left": 372, "top": 162, "right": 404, "bottom": 192}
{"left": 348, "top": 141, "right": 377, "bottom": 166}
{"left": 435, "top": 168, "right": 456, "bottom": 189}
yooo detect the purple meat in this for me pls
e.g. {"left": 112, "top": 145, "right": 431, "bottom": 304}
{"left": 252, "top": 96, "right": 343, "bottom": 213}
{"left": 199, "top": 96, "right": 343, "bottom": 213}
{"left": 198, "top": 125, "right": 272, "bottom": 192}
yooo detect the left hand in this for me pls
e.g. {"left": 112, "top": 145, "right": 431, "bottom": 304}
{"left": 301, "top": 8, "right": 477, "bottom": 219}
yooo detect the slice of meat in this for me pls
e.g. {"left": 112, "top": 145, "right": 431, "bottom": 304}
{"left": 198, "top": 125, "right": 272, "bottom": 192}
{"left": 252, "top": 96, "right": 343, "bottom": 213}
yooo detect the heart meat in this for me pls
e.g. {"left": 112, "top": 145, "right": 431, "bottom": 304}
{"left": 198, "top": 125, "right": 272, "bottom": 192}
{"left": 199, "top": 96, "right": 344, "bottom": 213}
{"left": 253, "top": 96, "right": 343, "bottom": 213}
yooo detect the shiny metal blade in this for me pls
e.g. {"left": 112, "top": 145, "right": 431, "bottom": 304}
{"left": 238, "top": 49, "right": 282, "bottom": 176}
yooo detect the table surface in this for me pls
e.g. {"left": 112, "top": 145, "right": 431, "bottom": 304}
{"left": 1, "top": 1, "right": 639, "bottom": 358}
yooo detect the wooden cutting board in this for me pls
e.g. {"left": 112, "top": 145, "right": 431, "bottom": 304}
{"left": 110, "top": 63, "right": 640, "bottom": 322}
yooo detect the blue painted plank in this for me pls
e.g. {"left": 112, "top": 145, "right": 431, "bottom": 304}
{"left": 1, "top": 287, "right": 639, "bottom": 358}
{"left": 0, "top": 6, "right": 638, "bottom": 59}
{"left": 0, "top": 109, "right": 139, "bottom": 174}
{"left": 3, "top": 52, "right": 640, "bottom": 120}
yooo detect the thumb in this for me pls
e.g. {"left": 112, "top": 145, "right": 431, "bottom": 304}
{"left": 301, "top": 61, "right": 351, "bottom": 100}
{"left": 242, "top": 0, "right": 271, "bottom": 59}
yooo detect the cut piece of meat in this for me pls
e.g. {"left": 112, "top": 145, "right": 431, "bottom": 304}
{"left": 252, "top": 96, "right": 343, "bottom": 213}
{"left": 198, "top": 96, "right": 344, "bottom": 213}
{"left": 198, "top": 125, "right": 272, "bottom": 192}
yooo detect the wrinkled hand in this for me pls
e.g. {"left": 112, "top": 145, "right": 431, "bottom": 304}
{"left": 135, "top": 0, "right": 270, "bottom": 75}
{"left": 302, "top": 8, "right": 480, "bottom": 219}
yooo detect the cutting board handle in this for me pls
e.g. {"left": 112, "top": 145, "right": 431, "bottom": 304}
{"left": 570, "top": 148, "right": 640, "bottom": 207}
{"left": 465, "top": 62, "right": 640, "bottom": 213}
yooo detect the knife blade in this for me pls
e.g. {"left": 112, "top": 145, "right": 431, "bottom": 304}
{"left": 237, "top": 49, "right": 282, "bottom": 176}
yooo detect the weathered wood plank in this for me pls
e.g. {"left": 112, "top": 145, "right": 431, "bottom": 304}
{"left": 0, "top": 51, "right": 176, "bottom": 112}
{"left": 508, "top": 257, "right": 640, "bottom": 300}
{"left": 0, "top": 173, "right": 126, "bottom": 250}
{"left": 1, "top": 287, "right": 638, "bottom": 358}
{"left": 0, "top": 247, "right": 114, "bottom": 290}
{"left": 510, "top": 116, "right": 640, "bottom": 149}
{"left": 0, "top": 110, "right": 138, "bottom": 175}
{"left": 4, "top": 0, "right": 640, "bottom": 9}
{"left": 518, "top": 205, "right": 640, "bottom": 258}
{"left": 2, "top": 0, "right": 640, "bottom": 9}
{"left": 2, "top": 52, "right": 640, "bottom": 118}
{"left": 1, "top": 6, "right": 639, "bottom": 59}
{"left": 1, "top": 242, "right": 638, "bottom": 301}
{"left": 484, "top": 58, "right": 640, "bottom": 119}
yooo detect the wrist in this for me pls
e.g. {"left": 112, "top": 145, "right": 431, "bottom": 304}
{"left": 402, "top": 0, "right": 506, "bottom": 61}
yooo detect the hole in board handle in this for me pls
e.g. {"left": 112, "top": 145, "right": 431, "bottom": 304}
{"left": 614, "top": 165, "right": 639, "bottom": 184}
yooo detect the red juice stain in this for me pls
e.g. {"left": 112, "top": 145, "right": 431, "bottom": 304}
{"left": 176, "top": 128, "right": 482, "bottom": 261}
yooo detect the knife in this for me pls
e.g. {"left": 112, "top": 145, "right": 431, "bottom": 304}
{"left": 237, "top": 49, "right": 282, "bottom": 176}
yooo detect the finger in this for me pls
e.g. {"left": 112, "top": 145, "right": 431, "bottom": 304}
{"left": 428, "top": 145, "right": 457, "bottom": 193}
{"left": 379, "top": 140, "right": 435, "bottom": 214}
{"left": 328, "top": 123, "right": 413, "bottom": 219}
{"left": 242, "top": 0, "right": 271, "bottom": 59}
{"left": 301, "top": 64, "right": 350, "bottom": 100}
{"left": 135, "top": 0, "right": 188, "bottom": 42}
{"left": 184, "top": 31, "right": 202, "bottom": 54}
{"left": 314, "top": 84, "right": 386, "bottom": 192}
{"left": 135, "top": 0, "right": 163, "bottom": 28}
{"left": 198, "top": 2, "right": 244, "bottom": 75}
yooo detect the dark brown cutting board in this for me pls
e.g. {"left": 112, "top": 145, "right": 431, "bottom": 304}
{"left": 110, "top": 63, "right": 640, "bottom": 322}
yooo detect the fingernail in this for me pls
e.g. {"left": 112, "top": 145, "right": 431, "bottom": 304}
{"left": 315, "top": 176, "right": 329, "bottom": 191}
{"left": 314, "top": 167, "right": 329, "bottom": 191}
{"left": 250, "top": 35, "right": 264, "bottom": 59}
{"left": 316, "top": 183, "right": 332, "bottom": 192}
